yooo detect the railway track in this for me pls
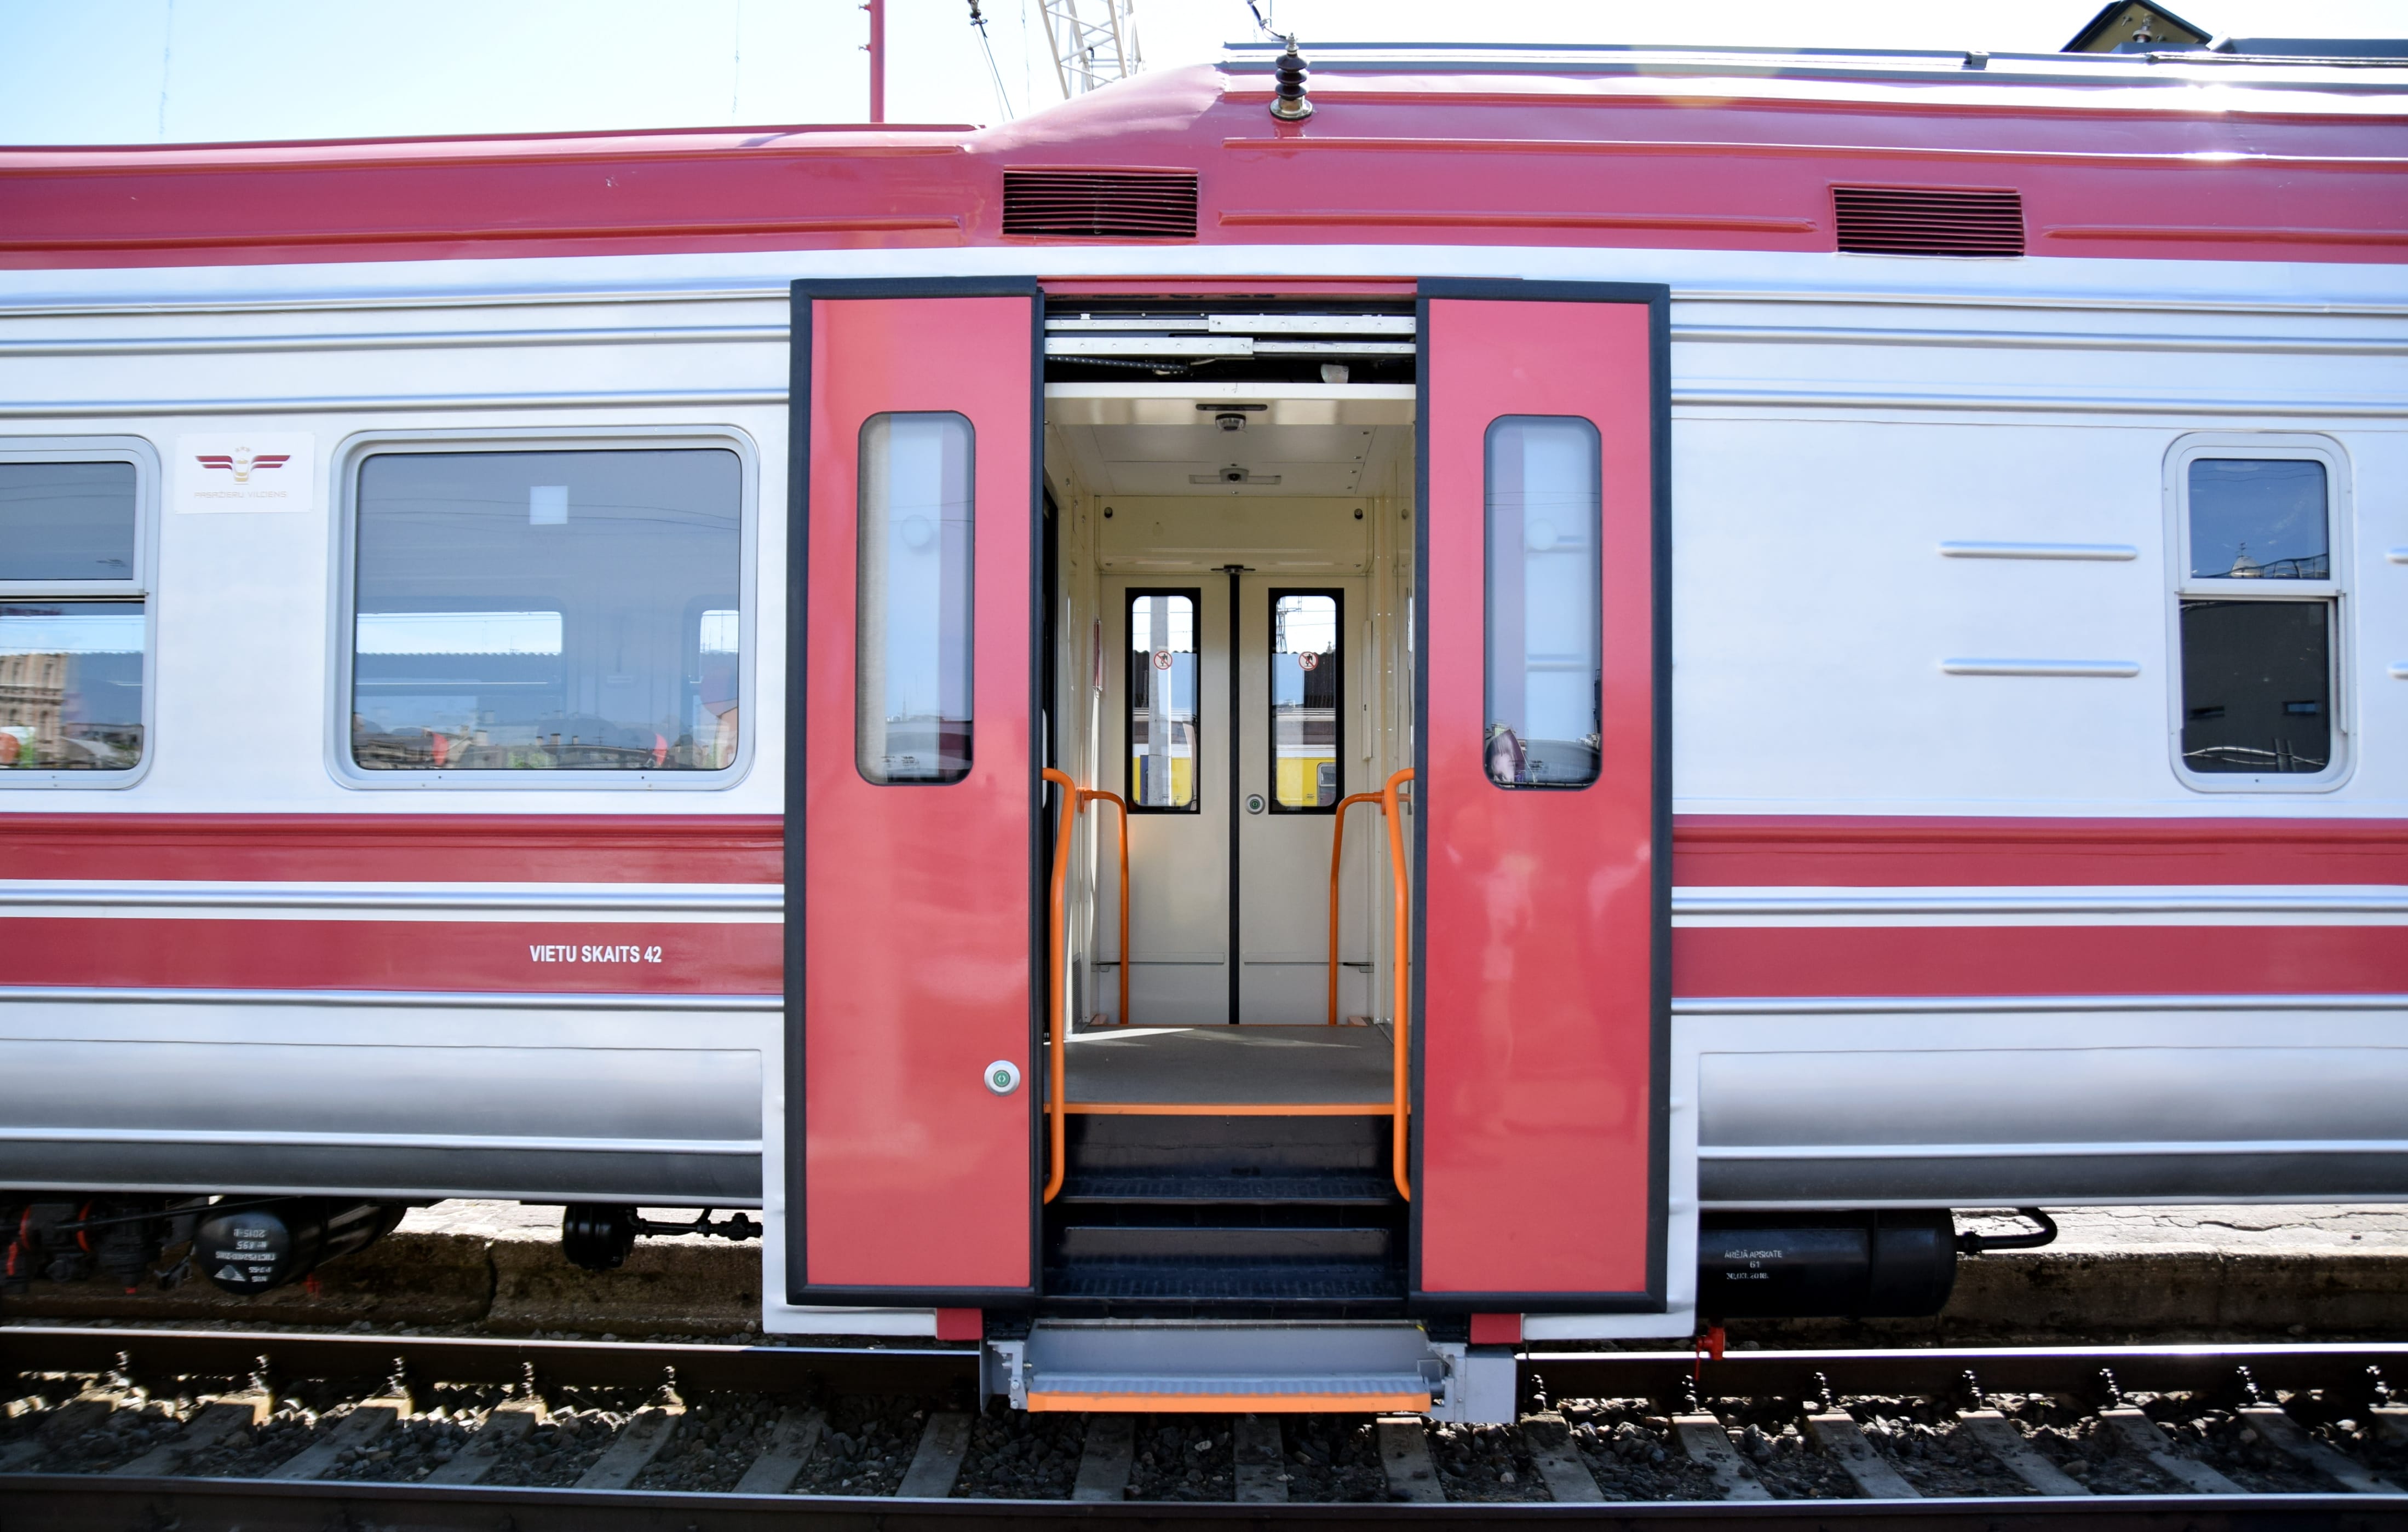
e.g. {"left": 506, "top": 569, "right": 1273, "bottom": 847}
{"left": 4, "top": 1326, "right": 2406, "bottom": 1527}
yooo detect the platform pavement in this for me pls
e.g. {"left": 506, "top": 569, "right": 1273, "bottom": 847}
{"left": 3, "top": 1202, "right": 2402, "bottom": 1340}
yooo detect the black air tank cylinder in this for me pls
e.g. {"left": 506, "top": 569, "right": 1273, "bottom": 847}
{"left": 194, "top": 1199, "right": 405, "bottom": 1295}
{"left": 1697, "top": 1210, "right": 1957, "bottom": 1319}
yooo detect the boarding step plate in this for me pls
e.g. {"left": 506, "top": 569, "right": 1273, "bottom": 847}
{"left": 987, "top": 1321, "right": 1516, "bottom": 1422}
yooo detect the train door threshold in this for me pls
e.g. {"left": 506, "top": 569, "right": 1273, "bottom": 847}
{"left": 987, "top": 1320, "right": 1516, "bottom": 1424}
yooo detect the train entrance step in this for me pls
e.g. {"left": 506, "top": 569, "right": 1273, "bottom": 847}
{"left": 1042, "top": 1259, "right": 1403, "bottom": 1304}
{"left": 1054, "top": 1172, "right": 1394, "bottom": 1205}
{"left": 1045, "top": 1111, "right": 1406, "bottom": 1312}
{"left": 994, "top": 1321, "right": 1506, "bottom": 1418}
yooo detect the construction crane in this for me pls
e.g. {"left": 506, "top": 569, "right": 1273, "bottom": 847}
{"left": 1039, "top": 0, "right": 1142, "bottom": 99}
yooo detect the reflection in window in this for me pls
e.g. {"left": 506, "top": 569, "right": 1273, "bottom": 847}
{"left": 0, "top": 461, "right": 137, "bottom": 583}
{"left": 1271, "top": 591, "right": 1341, "bottom": 810}
{"left": 1, "top": 458, "right": 145, "bottom": 776}
{"left": 1484, "top": 415, "right": 1601, "bottom": 788}
{"left": 351, "top": 449, "right": 742, "bottom": 771}
{"left": 0, "top": 603, "right": 144, "bottom": 770}
{"left": 2181, "top": 601, "right": 2330, "bottom": 773}
{"left": 1128, "top": 591, "right": 1198, "bottom": 810}
{"left": 857, "top": 413, "right": 973, "bottom": 784}
{"left": 2189, "top": 459, "right": 2329, "bottom": 580}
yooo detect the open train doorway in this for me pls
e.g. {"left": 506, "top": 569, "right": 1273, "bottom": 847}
{"left": 1038, "top": 301, "right": 1421, "bottom": 1314}
{"left": 779, "top": 278, "right": 1672, "bottom": 1369}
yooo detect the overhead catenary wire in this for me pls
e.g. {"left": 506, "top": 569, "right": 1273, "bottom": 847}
{"left": 966, "top": 2, "right": 1016, "bottom": 121}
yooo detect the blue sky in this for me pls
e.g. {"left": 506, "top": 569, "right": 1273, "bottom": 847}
{"left": 1, "top": 0, "right": 2401, "bottom": 143}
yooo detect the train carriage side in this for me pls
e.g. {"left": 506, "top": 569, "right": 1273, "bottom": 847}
{"left": 0, "top": 44, "right": 2401, "bottom": 1397}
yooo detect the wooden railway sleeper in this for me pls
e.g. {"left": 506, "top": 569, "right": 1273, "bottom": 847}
{"left": 1071, "top": 1413, "right": 1134, "bottom": 1501}
{"left": 1515, "top": 1410, "right": 1605, "bottom": 1501}
{"left": 108, "top": 1395, "right": 267, "bottom": 1478}
{"left": 1666, "top": 1408, "right": 1773, "bottom": 1501}
{"left": 896, "top": 1410, "right": 973, "bottom": 1498}
{"left": 1802, "top": 1409, "right": 1921, "bottom": 1499}
{"left": 419, "top": 1397, "right": 544, "bottom": 1486}
{"left": 2237, "top": 1402, "right": 2403, "bottom": 1494}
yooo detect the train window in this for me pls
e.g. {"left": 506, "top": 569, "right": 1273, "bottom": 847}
{"left": 2169, "top": 439, "right": 2346, "bottom": 788}
{"left": 0, "top": 449, "right": 151, "bottom": 779}
{"left": 1128, "top": 590, "right": 1199, "bottom": 811}
{"left": 1270, "top": 590, "right": 1341, "bottom": 811}
{"left": 0, "top": 460, "right": 137, "bottom": 582}
{"left": 2188, "top": 459, "right": 2327, "bottom": 581}
{"left": 855, "top": 412, "right": 974, "bottom": 785}
{"left": 349, "top": 447, "right": 743, "bottom": 774}
{"left": 1483, "top": 415, "right": 1601, "bottom": 789}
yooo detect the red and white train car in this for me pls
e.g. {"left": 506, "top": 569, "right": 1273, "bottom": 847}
{"left": 1, "top": 38, "right": 2403, "bottom": 1416}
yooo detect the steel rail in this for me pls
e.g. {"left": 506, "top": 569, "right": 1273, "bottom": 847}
{"left": 0, "top": 1476, "right": 2392, "bottom": 1530}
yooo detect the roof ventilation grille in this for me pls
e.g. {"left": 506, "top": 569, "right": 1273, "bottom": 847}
{"left": 1833, "top": 185, "right": 2025, "bottom": 257}
{"left": 1003, "top": 169, "right": 1199, "bottom": 239}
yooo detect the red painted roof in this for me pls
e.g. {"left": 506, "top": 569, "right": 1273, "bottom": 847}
{"left": 2, "top": 50, "right": 2403, "bottom": 270}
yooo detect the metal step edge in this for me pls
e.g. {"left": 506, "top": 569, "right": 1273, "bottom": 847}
{"left": 1026, "top": 1371, "right": 1433, "bottom": 1412}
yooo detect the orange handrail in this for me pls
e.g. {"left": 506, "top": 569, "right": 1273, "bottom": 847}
{"left": 1327, "top": 791, "right": 1389, "bottom": 1026}
{"left": 1039, "top": 768, "right": 1079, "bottom": 1203}
{"left": 1078, "top": 788, "right": 1131, "bottom": 1029}
{"left": 1380, "top": 767, "right": 1415, "bottom": 1202}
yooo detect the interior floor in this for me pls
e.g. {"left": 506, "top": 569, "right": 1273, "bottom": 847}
{"left": 1064, "top": 1024, "right": 1394, "bottom": 1106}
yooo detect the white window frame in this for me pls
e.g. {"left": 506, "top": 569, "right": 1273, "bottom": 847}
{"left": 2163, "top": 431, "right": 2353, "bottom": 794}
{"left": 327, "top": 426, "right": 758, "bottom": 792}
{"left": 0, "top": 435, "right": 159, "bottom": 790}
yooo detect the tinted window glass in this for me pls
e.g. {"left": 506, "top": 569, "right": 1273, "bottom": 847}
{"left": 2189, "top": 459, "right": 2328, "bottom": 580}
{"left": 1484, "top": 415, "right": 1602, "bottom": 788}
{"left": 1129, "top": 591, "right": 1198, "bottom": 810}
{"left": 352, "top": 449, "right": 742, "bottom": 771}
{"left": 1271, "top": 591, "right": 1340, "bottom": 810}
{"left": 0, "top": 601, "right": 143, "bottom": 770}
{"left": 2180, "top": 599, "right": 2330, "bottom": 774}
{"left": 0, "top": 461, "right": 137, "bottom": 583}
{"left": 856, "top": 412, "right": 974, "bottom": 785}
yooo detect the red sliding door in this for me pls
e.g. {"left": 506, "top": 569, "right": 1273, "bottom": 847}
{"left": 788, "top": 279, "right": 1041, "bottom": 1303}
{"left": 1413, "top": 279, "right": 1669, "bottom": 1309}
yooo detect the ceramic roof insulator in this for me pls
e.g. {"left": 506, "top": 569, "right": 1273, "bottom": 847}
{"left": 1270, "top": 38, "right": 1314, "bottom": 121}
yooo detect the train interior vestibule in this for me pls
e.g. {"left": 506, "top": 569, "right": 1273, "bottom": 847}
{"left": 1037, "top": 303, "right": 1421, "bottom": 1310}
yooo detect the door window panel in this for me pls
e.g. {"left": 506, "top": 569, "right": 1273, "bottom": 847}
{"left": 1483, "top": 414, "right": 1602, "bottom": 788}
{"left": 351, "top": 448, "right": 742, "bottom": 771}
{"left": 1270, "top": 590, "right": 1341, "bottom": 810}
{"left": 855, "top": 412, "right": 974, "bottom": 785}
{"left": 1128, "top": 590, "right": 1198, "bottom": 811}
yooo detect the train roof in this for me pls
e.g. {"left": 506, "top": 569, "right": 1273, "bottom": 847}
{"left": 2, "top": 41, "right": 2403, "bottom": 272}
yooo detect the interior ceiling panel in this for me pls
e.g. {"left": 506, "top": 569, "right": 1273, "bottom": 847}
{"left": 1051, "top": 421, "right": 1411, "bottom": 502}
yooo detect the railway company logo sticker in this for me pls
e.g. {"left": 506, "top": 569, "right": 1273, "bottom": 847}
{"left": 175, "top": 433, "right": 316, "bottom": 512}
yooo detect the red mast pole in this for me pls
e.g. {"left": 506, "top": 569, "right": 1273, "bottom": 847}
{"left": 865, "top": 0, "right": 887, "bottom": 123}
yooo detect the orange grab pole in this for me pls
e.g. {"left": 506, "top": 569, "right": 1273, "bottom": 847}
{"left": 1079, "top": 788, "right": 1131, "bottom": 1029}
{"left": 1327, "top": 792, "right": 1390, "bottom": 1026}
{"left": 1379, "top": 768, "right": 1415, "bottom": 1201}
{"left": 1039, "top": 768, "right": 1082, "bottom": 1203}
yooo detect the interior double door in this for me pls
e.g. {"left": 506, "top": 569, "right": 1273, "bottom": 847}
{"left": 1102, "top": 572, "right": 1367, "bottom": 1027}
